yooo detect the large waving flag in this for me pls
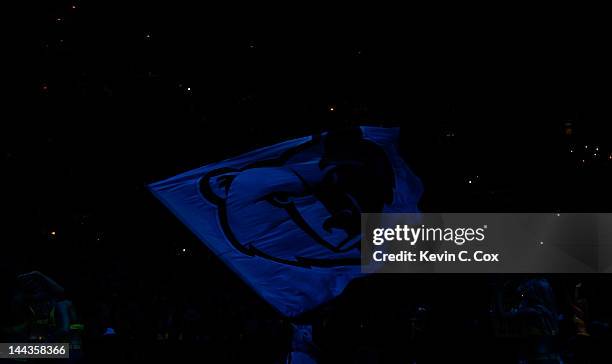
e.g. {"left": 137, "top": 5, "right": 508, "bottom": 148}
{"left": 149, "top": 127, "right": 422, "bottom": 317}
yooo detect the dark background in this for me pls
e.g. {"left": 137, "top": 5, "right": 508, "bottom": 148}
{"left": 2, "top": 2, "right": 612, "bottom": 362}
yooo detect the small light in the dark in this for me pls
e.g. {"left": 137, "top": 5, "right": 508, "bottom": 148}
{"left": 563, "top": 121, "right": 573, "bottom": 136}
{"left": 466, "top": 175, "right": 479, "bottom": 185}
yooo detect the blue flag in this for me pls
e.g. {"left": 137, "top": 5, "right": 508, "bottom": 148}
{"left": 149, "top": 127, "right": 422, "bottom": 317}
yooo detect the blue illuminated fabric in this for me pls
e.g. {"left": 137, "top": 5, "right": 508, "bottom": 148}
{"left": 149, "top": 127, "right": 422, "bottom": 317}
